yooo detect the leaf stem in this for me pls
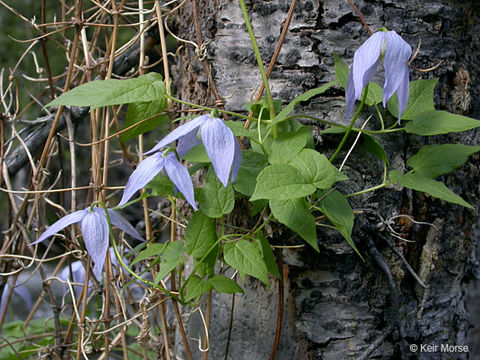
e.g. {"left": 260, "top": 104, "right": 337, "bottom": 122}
{"left": 285, "top": 114, "right": 404, "bottom": 134}
{"left": 346, "top": 180, "right": 393, "bottom": 198}
{"left": 330, "top": 84, "right": 369, "bottom": 162}
{"left": 374, "top": 103, "right": 385, "bottom": 130}
{"left": 167, "top": 94, "right": 253, "bottom": 121}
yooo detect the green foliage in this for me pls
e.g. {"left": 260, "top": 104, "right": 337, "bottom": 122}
{"left": 0, "top": 319, "right": 64, "bottom": 359}
{"left": 389, "top": 170, "right": 473, "bottom": 209}
{"left": 184, "top": 275, "right": 211, "bottom": 302}
{"left": 270, "top": 198, "right": 318, "bottom": 251}
{"left": 271, "top": 81, "right": 336, "bottom": 127}
{"left": 199, "top": 167, "right": 235, "bottom": 218}
{"left": 122, "top": 101, "right": 169, "bottom": 142}
{"left": 289, "top": 149, "right": 347, "bottom": 189}
{"left": 318, "top": 190, "right": 361, "bottom": 257}
{"left": 233, "top": 151, "right": 268, "bottom": 196}
{"left": 407, "top": 144, "right": 480, "bottom": 178}
{"left": 387, "top": 79, "right": 437, "bottom": 119}
{"left": 246, "top": 98, "right": 283, "bottom": 120}
{"left": 405, "top": 110, "right": 480, "bottom": 135}
{"left": 182, "top": 143, "right": 211, "bottom": 163}
{"left": 363, "top": 134, "right": 388, "bottom": 164}
{"left": 47, "top": 73, "right": 166, "bottom": 110}
{"left": 206, "top": 275, "right": 244, "bottom": 294}
{"left": 333, "top": 53, "right": 349, "bottom": 89}
{"left": 154, "top": 241, "right": 185, "bottom": 284}
{"left": 268, "top": 127, "right": 311, "bottom": 164}
{"left": 147, "top": 174, "right": 175, "bottom": 197}
{"left": 224, "top": 240, "right": 270, "bottom": 286}
{"left": 257, "top": 231, "right": 281, "bottom": 279}
{"left": 251, "top": 164, "right": 316, "bottom": 200}
{"left": 131, "top": 243, "right": 166, "bottom": 266}
{"left": 185, "top": 211, "right": 217, "bottom": 258}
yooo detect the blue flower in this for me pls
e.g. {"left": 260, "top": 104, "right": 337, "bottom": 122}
{"left": 31, "top": 208, "right": 144, "bottom": 279}
{"left": 118, "top": 151, "right": 197, "bottom": 209}
{"left": 345, "top": 30, "right": 412, "bottom": 122}
{"left": 59, "top": 260, "right": 91, "bottom": 298}
{"left": 59, "top": 249, "right": 132, "bottom": 298}
{"left": 0, "top": 278, "right": 33, "bottom": 317}
{"left": 144, "top": 115, "right": 242, "bottom": 187}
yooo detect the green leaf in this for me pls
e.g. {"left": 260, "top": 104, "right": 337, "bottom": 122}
{"left": 364, "top": 82, "right": 383, "bottom": 106}
{"left": 389, "top": 170, "right": 474, "bottom": 209}
{"left": 182, "top": 143, "right": 210, "bottom": 163}
{"left": 407, "top": 144, "right": 480, "bottom": 178}
{"left": 199, "top": 167, "right": 235, "bottom": 218}
{"left": 226, "top": 120, "right": 256, "bottom": 138}
{"left": 206, "top": 275, "right": 244, "bottom": 294}
{"left": 319, "top": 190, "right": 361, "bottom": 257}
{"left": 185, "top": 211, "right": 217, "bottom": 258}
{"left": 246, "top": 98, "right": 283, "bottom": 120}
{"left": 154, "top": 241, "right": 185, "bottom": 284}
{"left": 185, "top": 275, "right": 211, "bottom": 301}
{"left": 233, "top": 151, "right": 268, "bottom": 196}
{"left": 257, "top": 231, "right": 281, "bottom": 279}
{"left": 47, "top": 72, "right": 166, "bottom": 110}
{"left": 131, "top": 243, "right": 166, "bottom": 266}
{"left": 271, "top": 81, "right": 336, "bottom": 126}
{"left": 250, "top": 164, "right": 316, "bottom": 201}
{"left": 333, "top": 53, "right": 349, "bottom": 89}
{"left": 363, "top": 134, "right": 388, "bottom": 164}
{"left": 321, "top": 125, "right": 347, "bottom": 134}
{"left": 251, "top": 199, "right": 268, "bottom": 216}
{"left": 387, "top": 79, "right": 438, "bottom": 120}
{"left": 224, "top": 240, "right": 269, "bottom": 286}
{"left": 405, "top": 110, "right": 480, "bottom": 135}
{"left": 146, "top": 174, "right": 175, "bottom": 197}
{"left": 288, "top": 149, "right": 345, "bottom": 189}
{"left": 122, "top": 101, "right": 168, "bottom": 142}
{"left": 268, "top": 127, "right": 311, "bottom": 164}
{"left": 195, "top": 244, "right": 218, "bottom": 278}
{"left": 270, "top": 198, "right": 318, "bottom": 251}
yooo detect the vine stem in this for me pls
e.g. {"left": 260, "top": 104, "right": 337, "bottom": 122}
{"left": 203, "top": 289, "right": 213, "bottom": 360}
{"left": 167, "top": 94, "right": 253, "bottom": 120}
{"left": 329, "top": 84, "right": 369, "bottom": 162}
{"left": 269, "top": 249, "right": 284, "bottom": 360}
{"left": 346, "top": 181, "right": 392, "bottom": 198}
{"left": 238, "top": 0, "right": 276, "bottom": 121}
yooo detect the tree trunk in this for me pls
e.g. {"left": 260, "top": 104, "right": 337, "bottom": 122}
{"left": 174, "top": 0, "right": 480, "bottom": 359}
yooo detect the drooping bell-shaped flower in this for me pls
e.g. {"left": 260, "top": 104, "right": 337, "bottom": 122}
{"left": 59, "top": 249, "right": 128, "bottom": 298}
{"left": 0, "top": 279, "right": 33, "bottom": 316}
{"left": 345, "top": 30, "right": 412, "bottom": 122}
{"left": 144, "top": 115, "right": 242, "bottom": 187}
{"left": 59, "top": 260, "right": 90, "bottom": 298}
{"left": 118, "top": 151, "right": 197, "bottom": 209}
{"left": 31, "top": 207, "right": 144, "bottom": 279}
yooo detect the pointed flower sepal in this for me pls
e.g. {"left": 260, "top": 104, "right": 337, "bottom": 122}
{"left": 144, "top": 114, "right": 242, "bottom": 187}
{"left": 31, "top": 207, "right": 144, "bottom": 280}
{"left": 118, "top": 150, "right": 197, "bottom": 210}
{"left": 345, "top": 30, "right": 412, "bottom": 122}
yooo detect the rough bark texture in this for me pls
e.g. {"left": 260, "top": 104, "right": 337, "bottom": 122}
{"left": 174, "top": 0, "right": 480, "bottom": 359}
